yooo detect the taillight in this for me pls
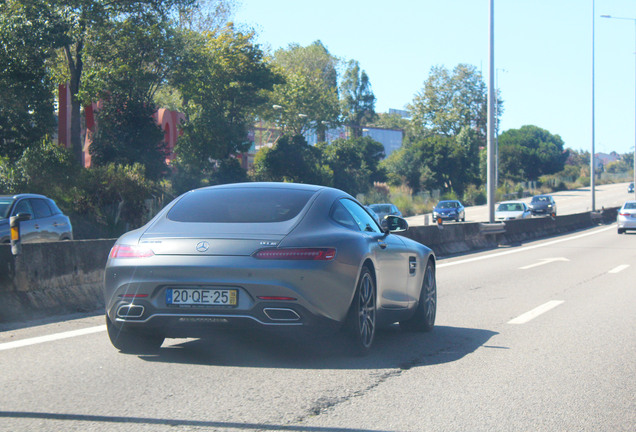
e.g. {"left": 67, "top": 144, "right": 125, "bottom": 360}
{"left": 253, "top": 248, "right": 336, "bottom": 260}
{"left": 109, "top": 245, "right": 155, "bottom": 258}
{"left": 619, "top": 212, "right": 631, "bottom": 217}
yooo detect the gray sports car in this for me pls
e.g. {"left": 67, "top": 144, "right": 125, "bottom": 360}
{"left": 104, "top": 182, "right": 436, "bottom": 355}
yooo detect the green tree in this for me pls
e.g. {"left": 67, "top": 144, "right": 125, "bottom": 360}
{"left": 317, "top": 136, "right": 385, "bottom": 195}
{"left": 498, "top": 125, "right": 568, "bottom": 181}
{"left": 381, "top": 132, "right": 478, "bottom": 195}
{"left": 0, "top": 1, "right": 64, "bottom": 161}
{"left": 409, "top": 64, "right": 500, "bottom": 141}
{"left": 45, "top": 0, "right": 193, "bottom": 164}
{"left": 89, "top": 92, "right": 167, "bottom": 180}
{"left": 172, "top": 24, "right": 281, "bottom": 184}
{"left": 268, "top": 41, "right": 340, "bottom": 141}
{"left": 251, "top": 134, "right": 327, "bottom": 184}
{"left": 340, "top": 60, "right": 376, "bottom": 138}
{"left": 370, "top": 112, "right": 410, "bottom": 132}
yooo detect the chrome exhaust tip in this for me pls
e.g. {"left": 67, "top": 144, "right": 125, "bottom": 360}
{"left": 117, "top": 304, "right": 145, "bottom": 318}
{"left": 263, "top": 308, "right": 300, "bottom": 321}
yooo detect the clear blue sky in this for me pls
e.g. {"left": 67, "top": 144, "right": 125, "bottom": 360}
{"left": 234, "top": 0, "right": 636, "bottom": 155}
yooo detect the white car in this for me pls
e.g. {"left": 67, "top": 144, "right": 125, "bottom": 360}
{"left": 617, "top": 201, "right": 636, "bottom": 234}
{"left": 495, "top": 200, "right": 531, "bottom": 220}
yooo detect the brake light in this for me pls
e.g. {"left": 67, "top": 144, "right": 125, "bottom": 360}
{"left": 109, "top": 245, "right": 155, "bottom": 258}
{"left": 253, "top": 248, "right": 336, "bottom": 260}
{"left": 619, "top": 212, "right": 631, "bottom": 217}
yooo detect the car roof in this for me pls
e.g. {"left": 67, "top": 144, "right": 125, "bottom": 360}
{"left": 498, "top": 200, "right": 525, "bottom": 204}
{"left": 0, "top": 193, "right": 49, "bottom": 200}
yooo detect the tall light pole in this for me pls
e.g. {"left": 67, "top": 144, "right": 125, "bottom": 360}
{"left": 487, "top": 0, "right": 496, "bottom": 223}
{"left": 591, "top": 0, "right": 596, "bottom": 211}
{"left": 601, "top": 14, "right": 636, "bottom": 200}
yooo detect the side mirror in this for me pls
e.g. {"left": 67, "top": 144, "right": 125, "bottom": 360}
{"left": 10, "top": 212, "right": 31, "bottom": 255}
{"left": 382, "top": 215, "right": 408, "bottom": 233}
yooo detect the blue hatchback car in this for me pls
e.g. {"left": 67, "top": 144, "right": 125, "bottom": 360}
{"left": 432, "top": 200, "right": 465, "bottom": 222}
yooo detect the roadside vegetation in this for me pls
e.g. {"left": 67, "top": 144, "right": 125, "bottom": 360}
{"left": 1, "top": 0, "right": 633, "bottom": 237}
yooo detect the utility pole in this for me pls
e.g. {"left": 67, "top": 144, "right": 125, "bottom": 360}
{"left": 487, "top": 0, "right": 496, "bottom": 222}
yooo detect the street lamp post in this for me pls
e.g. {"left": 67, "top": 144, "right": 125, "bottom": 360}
{"left": 601, "top": 14, "right": 636, "bottom": 200}
{"left": 487, "top": 0, "right": 496, "bottom": 223}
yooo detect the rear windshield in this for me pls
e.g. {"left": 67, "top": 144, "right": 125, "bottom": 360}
{"left": 498, "top": 203, "right": 524, "bottom": 212}
{"left": 369, "top": 204, "right": 391, "bottom": 213}
{"left": 167, "top": 187, "right": 316, "bottom": 223}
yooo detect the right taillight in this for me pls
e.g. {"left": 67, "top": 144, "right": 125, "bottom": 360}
{"left": 253, "top": 248, "right": 336, "bottom": 261}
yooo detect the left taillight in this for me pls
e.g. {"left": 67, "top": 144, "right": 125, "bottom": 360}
{"left": 109, "top": 245, "right": 155, "bottom": 259}
{"left": 253, "top": 247, "right": 336, "bottom": 261}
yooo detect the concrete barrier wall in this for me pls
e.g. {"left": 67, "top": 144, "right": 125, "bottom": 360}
{"left": 0, "top": 239, "right": 115, "bottom": 323}
{"left": 0, "top": 208, "right": 618, "bottom": 324}
{"left": 400, "top": 208, "right": 617, "bottom": 258}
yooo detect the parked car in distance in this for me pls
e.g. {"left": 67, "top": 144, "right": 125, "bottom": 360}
{"left": 617, "top": 201, "right": 636, "bottom": 234}
{"left": 367, "top": 203, "right": 402, "bottom": 220}
{"left": 432, "top": 200, "right": 465, "bottom": 222}
{"left": 495, "top": 200, "right": 531, "bottom": 221}
{"left": 104, "top": 182, "right": 437, "bottom": 355}
{"left": 628, "top": 182, "right": 634, "bottom": 193}
{"left": 0, "top": 194, "right": 73, "bottom": 244}
{"left": 528, "top": 194, "right": 557, "bottom": 216}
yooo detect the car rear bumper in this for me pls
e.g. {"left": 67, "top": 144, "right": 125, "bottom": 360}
{"left": 104, "top": 256, "right": 356, "bottom": 336}
{"left": 617, "top": 217, "right": 636, "bottom": 230}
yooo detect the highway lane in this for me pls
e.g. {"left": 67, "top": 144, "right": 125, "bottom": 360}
{"left": 1, "top": 224, "right": 634, "bottom": 431}
{"left": 405, "top": 181, "right": 633, "bottom": 226}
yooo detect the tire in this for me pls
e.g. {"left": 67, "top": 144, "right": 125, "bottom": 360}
{"left": 347, "top": 267, "right": 376, "bottom": 355}
{"left": 618, "top": 228, "right": 625, "bottom": 234}
{"left": 106, "top": 314, "right": 164, "bottom": 354}
{"left": 400, "top": 259, "right": 437, "bottom": 332}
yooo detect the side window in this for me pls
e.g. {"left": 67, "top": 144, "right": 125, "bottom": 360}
{"left": 330, "top": 201, "right": 358, "bottom": 230}
{"left": 340, "top": 199, "right": 382, "bottom": 234}
{"left": 13, "top": 199, "right": 34, "bottom": 218}
{"left": 31, "top": 199, "right": 53, "bottom": 219}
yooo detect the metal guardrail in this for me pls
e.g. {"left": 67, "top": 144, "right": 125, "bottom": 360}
{"left": 479, "top": 222, "right": 506, "bottom": 235}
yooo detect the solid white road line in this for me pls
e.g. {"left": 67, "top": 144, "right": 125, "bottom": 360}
{"left": 608, "top": 264, "right": 629, "bottom": 274}
{"left": 508, "top": 300, "right": 565, "bottom": 325}
{"left": 438, "top": 225, "right": 615, "bottom": 269}
{"left": 0, "top": 325, "right": 106, "bottom": 352}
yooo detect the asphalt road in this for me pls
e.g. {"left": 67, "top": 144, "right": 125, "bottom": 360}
{"left": 405, "top": 181, "right": 634, "bottom": 226}
{"left": 1, "top": 224, "right": 635, "bottom": 431}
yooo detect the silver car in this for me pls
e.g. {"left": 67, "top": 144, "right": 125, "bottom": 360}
{"left": 0, "top": 194, "right": 73, "bottom": 243}
{"left": 617, "top": 201, "right": 636, "bottom": 234}
{"left": 495, "top": 200, "right": 532, "bottom": 220}
{"left": 104, "top": 182, "right": 437, "bottom": 355}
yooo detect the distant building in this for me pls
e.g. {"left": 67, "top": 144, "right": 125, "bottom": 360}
{"left": 362, "top": 127, "right": 404, "bottom": 157}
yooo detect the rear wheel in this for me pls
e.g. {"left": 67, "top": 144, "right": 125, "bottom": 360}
{"left": 618, "top": 228, "right": 625, "bottom": 234}
{"left": 348, "top": 267, "right": 376, "bottom": 355}
{"left": 106, "top": 314, "right": 164, "bottom": 354}
{"left": 400, "top": 259, "right": 436, "bottom": 332}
